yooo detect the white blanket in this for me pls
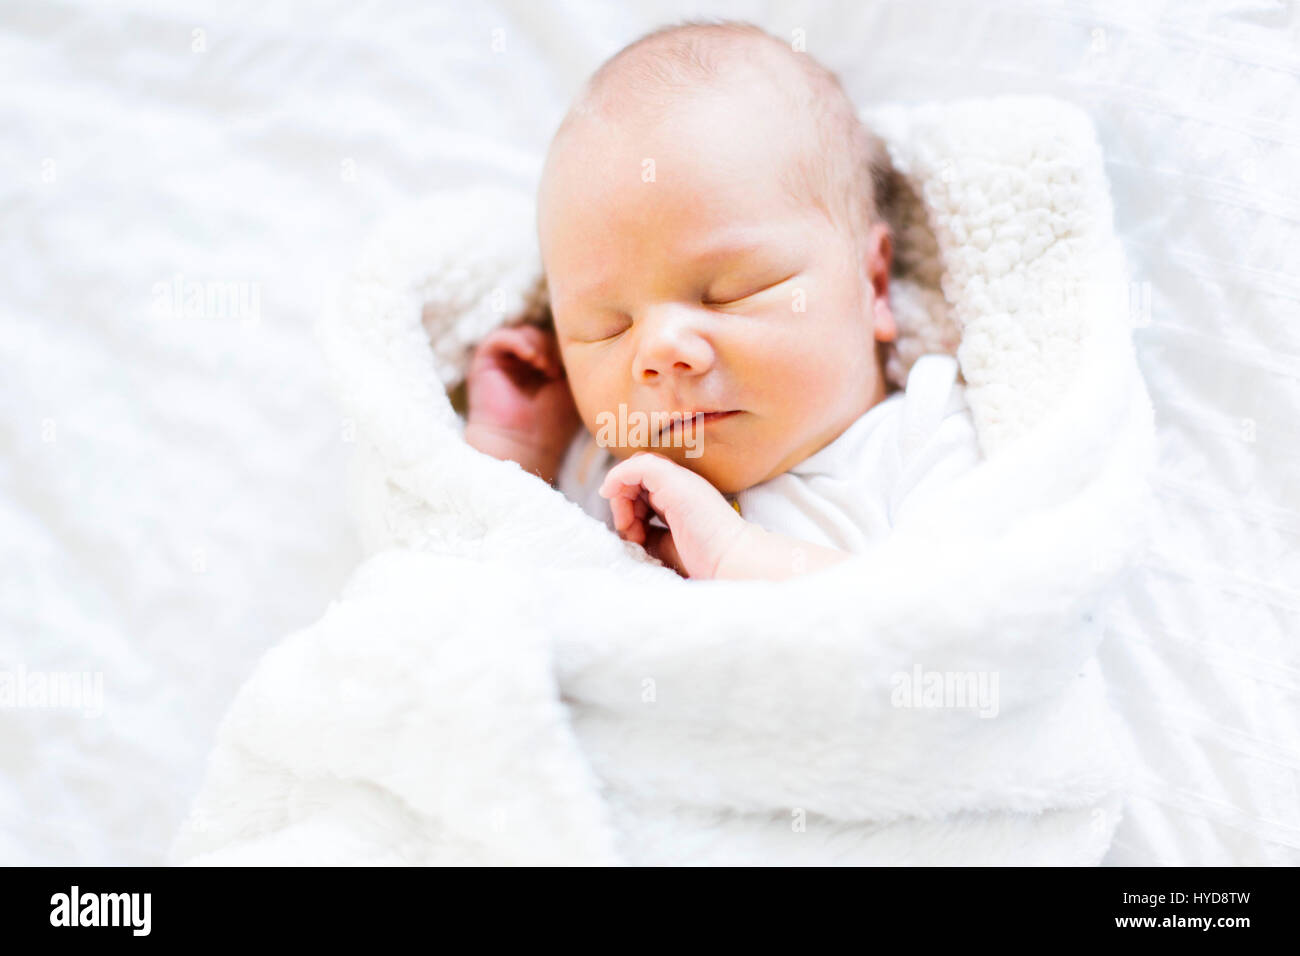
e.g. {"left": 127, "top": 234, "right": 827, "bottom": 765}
{"left": 169, "top": 95, "right": 1156, "bottom": 866}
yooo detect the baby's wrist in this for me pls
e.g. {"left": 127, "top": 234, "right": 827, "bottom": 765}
{"left": 465, "top": 422, "right": 565, "bottom": 484}
{"left": 710, "top": 517, "right": 766, "bottom": 581}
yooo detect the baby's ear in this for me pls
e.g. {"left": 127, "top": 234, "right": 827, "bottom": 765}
{"left": 863, "top": 221, "right": 894, "bottom": 285}
{"left": 874, "top": 298, "right": 898, "bottom": 343}
{"left": 863, "top": 222, "right": 896, "bottom": 342}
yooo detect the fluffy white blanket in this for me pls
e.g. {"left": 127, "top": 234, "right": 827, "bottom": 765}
{"left": 170, "top": 95, "right": 1156, "bottom": 865}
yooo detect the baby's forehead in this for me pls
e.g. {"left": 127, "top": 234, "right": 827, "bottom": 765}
{"left": 539, "top": 121, "right": 824, "bottom": 255}
{"left": 546, "top": 63, "right": 821, "bottom": 185}
{"left": 578, "top": 35, "right": 807, "bottom": 127}
{"left": 541, "top": 28, "right": 870, "bottom": 244}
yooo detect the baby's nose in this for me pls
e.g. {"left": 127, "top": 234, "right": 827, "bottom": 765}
{"left": 632, "top": 306, "right": 714, "bottom": 383}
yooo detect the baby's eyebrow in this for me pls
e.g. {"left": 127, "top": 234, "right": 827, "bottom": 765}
{"left": 683, "top": 229, "right": 788, "bottom": 264}
{"left": 688, "top": 238, "right": 769, "bottom": 262}
{"left": 563, "top": 228, "right": 797, "bottom": 303}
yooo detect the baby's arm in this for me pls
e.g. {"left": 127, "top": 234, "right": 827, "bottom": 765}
{"left": 712, "top": 522, "right": 852, "bottom": 581}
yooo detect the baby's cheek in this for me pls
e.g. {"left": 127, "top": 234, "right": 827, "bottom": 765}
{"left": 750, "top": 324, "right": 826, "bottom": 390}
{"left": 566, "top": 369, "right": 613, "bottom": 430}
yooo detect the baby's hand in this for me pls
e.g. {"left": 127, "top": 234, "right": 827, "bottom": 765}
{"left": 598, "top": 452, "right": 748, "bottom": 579}
{"left": 465, "top": 323, "right": 582, "bottom": 475}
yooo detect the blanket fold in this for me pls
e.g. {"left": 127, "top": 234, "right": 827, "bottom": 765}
{"left": 171, "top": 95, "right": 1155, "bottom": 866}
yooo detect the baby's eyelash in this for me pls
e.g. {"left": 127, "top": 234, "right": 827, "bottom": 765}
{"left": 703, "top": 272, "right": 798, "bottom": 305}
{"left": 586, "top": 322, "right": 629, "bottom": 343}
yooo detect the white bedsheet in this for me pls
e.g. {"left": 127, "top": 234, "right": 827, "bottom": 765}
{"left": 2, "top": 0, "right": 1296, "bottom": 865}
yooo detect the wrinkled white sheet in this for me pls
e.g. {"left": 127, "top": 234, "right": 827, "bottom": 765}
{"left": 2, "top": 0, "right": 1296, "bottom": 865}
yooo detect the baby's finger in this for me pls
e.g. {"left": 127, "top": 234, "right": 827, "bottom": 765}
{"left": 624, "top": 515, "right": 645, "bottom": 545}
{"left": 482, "top": 326, "right": 554, "bottom": 376}
{"left": 510, "top": 324, "right": 565, "bottom": 376}
{"left": 599, "top": 452, "right": 663, "bottom": 497}
{"left": 609, "top": 497, "right": 644, "bottom": 543}
{"left": 598, "top": 471, "right": 648, "bottom": 502}
{"left": 609, "top": 492, "right": 635, "bottom": 531}
{"left": 526, "top": 324, "right": 565, "bottom": 370}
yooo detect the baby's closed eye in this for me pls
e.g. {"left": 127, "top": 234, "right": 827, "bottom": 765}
{"left": 702, "top": 270, "right": 800, "bottom": 305}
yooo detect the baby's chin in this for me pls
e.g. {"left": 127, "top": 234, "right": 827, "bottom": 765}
{"left": 612, "top": 442, "right": 769, "bottom": 496}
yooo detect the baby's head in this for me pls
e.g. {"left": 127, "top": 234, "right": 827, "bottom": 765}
{"left": 539, "top": 21, "right": 899, "bottom": 495}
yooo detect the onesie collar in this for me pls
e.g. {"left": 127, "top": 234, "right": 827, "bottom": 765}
{"left": 788, "top": 390, "right": 905, "bottom": 478}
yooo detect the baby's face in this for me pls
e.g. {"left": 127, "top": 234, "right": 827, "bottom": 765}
{"left": 539, "top": 85, "right": 894, "bottom": 495}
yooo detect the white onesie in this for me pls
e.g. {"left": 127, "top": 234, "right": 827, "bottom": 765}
{"left": 556, "top": 353, "right": 982, "bottom": 554}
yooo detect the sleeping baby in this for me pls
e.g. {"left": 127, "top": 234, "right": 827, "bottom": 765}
{"left": 463, "top": 20, "right": 981, "bottom": 581}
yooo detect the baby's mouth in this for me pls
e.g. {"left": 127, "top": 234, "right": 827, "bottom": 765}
{"left": 658, "top": 410, "right": 741, "bottom": 438}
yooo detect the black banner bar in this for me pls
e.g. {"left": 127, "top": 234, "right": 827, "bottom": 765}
{"left": 0, "top": 865, "right": 1284, "bottom": 943}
